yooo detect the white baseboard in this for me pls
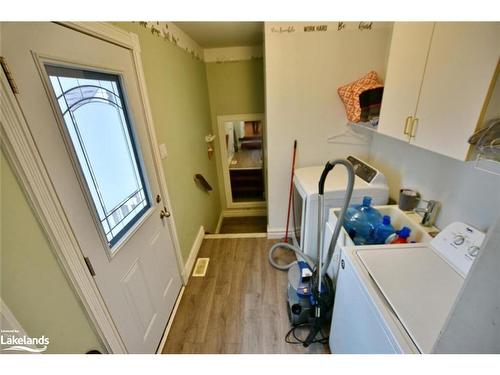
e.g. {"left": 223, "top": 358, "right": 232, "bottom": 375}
{"left": 223, "top": 208, "right": 266, "bottom": 217}
{"left": 267, "top": 225, "right": 290, "bottom": 239}
{"left": 204, "top": 233, "right": 267, "bottom": 239}
{"left": 156, "top": 286, "right": 185, "bottom": 354}
{"left": 215, "top": 211, "right": 223, "bottom": 234}
{"left": 181, "top": 225, "right": 205, "bottom": 284}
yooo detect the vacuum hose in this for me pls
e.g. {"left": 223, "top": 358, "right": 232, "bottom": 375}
{"left": 268, "top": 242, "right": 316, "bottom": 271}
{"left": 268, "top": 159, "right": 355, "bottom": 277}
{"left": 318, "top": 159, "right": 355, "bottom": 278}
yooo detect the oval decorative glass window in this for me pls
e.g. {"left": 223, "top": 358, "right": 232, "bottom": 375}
{"left": 45, "top": 65, "right": 151, "bottom": 248}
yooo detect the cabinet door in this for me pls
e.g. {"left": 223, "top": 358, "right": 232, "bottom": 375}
{"left": 412, "top": 22, "right": 500, "bottom": 160}
{"left": 378, "top": 22, "right": 434, "bottom": 141}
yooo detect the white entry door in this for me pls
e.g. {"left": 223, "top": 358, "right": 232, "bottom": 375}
{"left": 2, "top": 22, "right": 182, "bottom": 353}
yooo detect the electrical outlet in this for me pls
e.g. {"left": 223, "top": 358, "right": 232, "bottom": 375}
{"left": 159, "top": 143, "right": 168, "bottom": 159}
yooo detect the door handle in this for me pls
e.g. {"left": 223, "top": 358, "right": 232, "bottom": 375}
{"left": 410, "top": 118, "right": 419, "bottom": 139}
{"left": 404, "top": 116, "right": 413, "bottom": 136}
{"left": 160, "top": 207, "right": 171, "bottom": 219}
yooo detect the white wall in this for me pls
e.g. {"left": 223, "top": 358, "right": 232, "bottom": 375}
{"left": 224, "top": 121, "right": 235, "bottom": 162}
{"left": 264, "top": 22, "right": 393, "bottom": 231}
{"left": 369, "top": 133, "right": 500, "bottom": 232}
{"left": 235, "top": 121, "right": 245, "bottom": 148}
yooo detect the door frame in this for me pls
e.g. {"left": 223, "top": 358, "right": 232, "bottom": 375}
{"left": 0, "top": 22, "right": 185, "bottom": 353}
{"left": 216, "top": 113, "right": 266, "bottom": 209}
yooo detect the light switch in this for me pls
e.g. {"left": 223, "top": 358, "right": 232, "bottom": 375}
{"left": 159, "top": 143, "right": 168, "bottom": 159}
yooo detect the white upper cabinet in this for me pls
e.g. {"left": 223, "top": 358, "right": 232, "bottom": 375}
{"left": 378, "top": 22, "right": 500, "bottom": 161}
{"left": 378, "top": 22, "right": 434, "bottom": 142}
{"left": 412, "top": 23, "right": 500, "bottom": 160}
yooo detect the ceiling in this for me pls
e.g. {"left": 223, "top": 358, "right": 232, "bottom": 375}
{"left": 174, "top": 22, "right": 263, "bottom": 48}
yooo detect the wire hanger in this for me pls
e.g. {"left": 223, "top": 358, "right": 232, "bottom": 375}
{"left": 327, "top": 125, "right": 370, "bottom": 145}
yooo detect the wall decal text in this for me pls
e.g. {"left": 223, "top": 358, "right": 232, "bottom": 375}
{"left": 359, "top": 22, "right": 373, "bottom": 31}
{"left": 271, "top": 25, "right": 296, "bottom": 33}
{"left": 304, "top": 25, "right": 328, "bottom": 32}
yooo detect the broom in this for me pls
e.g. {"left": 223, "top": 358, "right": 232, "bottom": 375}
{"left": 284, "top": 140, "right": 298, "bottom": 243}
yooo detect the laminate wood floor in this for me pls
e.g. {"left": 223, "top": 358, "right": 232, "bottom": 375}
{"left": 219, "top": 216, "right": 267, "bottom": 234}
{"left": 162, "top": 238, "right": 330, "bottom": 354}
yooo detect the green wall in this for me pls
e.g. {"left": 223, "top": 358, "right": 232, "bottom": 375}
{"left": 205, "top": 59, "right": 265, "bottom": 117}
{"left": 0, "top": 150, "right": 104, "bottom": 354}
{"left": 205, "top": 59, "right": 265, "bottom": 210}
{"left": 115, "top": 23, "right": 221, "bottom": 258}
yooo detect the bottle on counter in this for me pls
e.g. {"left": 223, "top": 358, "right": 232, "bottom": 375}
{"left": 388, "top": 226, "right": 412, "bottom": 244}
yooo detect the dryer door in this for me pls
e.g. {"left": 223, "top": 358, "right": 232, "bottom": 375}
{"left": 291, "top": 182, "right": 305, "bottom": 248}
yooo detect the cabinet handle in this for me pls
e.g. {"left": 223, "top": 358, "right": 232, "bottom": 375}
{"left": 404, "top": 116, "right": 413, "bottom": 135}
{"left": 410, "top": 118, "right": 419, "bottom": 138}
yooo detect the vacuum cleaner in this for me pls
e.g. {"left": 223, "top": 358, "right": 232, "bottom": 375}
{"left": 268, "top": 159, "right": 355, "bottom": 347}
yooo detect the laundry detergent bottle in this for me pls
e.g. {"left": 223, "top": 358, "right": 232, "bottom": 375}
{"left": 390, "top": 226, "right": 412, "bottom": 244}
{"left": 373, "top": 215, "right": 395, "bottom": 244}
{"left": 343, "top": 196, "right": 382, "bottom": 245}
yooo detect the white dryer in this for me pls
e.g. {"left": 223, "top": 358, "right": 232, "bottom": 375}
{"left": 329, "top": 222, "right": 486, "bottom": 354}
{"left": 292, "top": 156, "right": 388, "bottom": 260}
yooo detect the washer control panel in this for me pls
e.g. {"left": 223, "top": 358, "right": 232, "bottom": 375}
{"left": 347, "top": 156, "right": 378, "bottom": 183}
{"left": 431, "top": 222, "right": 486, "bottom": 277}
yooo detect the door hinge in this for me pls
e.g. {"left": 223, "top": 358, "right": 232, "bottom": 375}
{"left": 84, "top": 256, "right": 96, "bottom": 277}
{"left": 0, "top": 56, "right": 19, "bottom": 94}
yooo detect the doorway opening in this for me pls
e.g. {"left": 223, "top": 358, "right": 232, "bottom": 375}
{"left": 218, "top": 215, "right": 267, "bottom": 234}
{"left": 218, "top": 114, "right": 266, "bottom": 210}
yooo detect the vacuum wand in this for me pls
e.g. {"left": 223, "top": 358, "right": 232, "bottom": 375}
{"left": 316, "top": 160, "right": 355, "bottom": 314}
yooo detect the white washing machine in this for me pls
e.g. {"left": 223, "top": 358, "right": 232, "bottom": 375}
{"left": 329, "top": 222, "right": 486, "bottom": 354}
{"left": 292, "top": 156, "right": 389, "bottom": 261}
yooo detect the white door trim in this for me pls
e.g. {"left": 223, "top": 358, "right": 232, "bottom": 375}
{"left": 216, "top": 113, "right": 266, "bottom": 209}
{"left": 0, "top": 22, "right": 185, "bottom": 353}
{"left": 1, "top": 299, "right": 28, "bottom": 338}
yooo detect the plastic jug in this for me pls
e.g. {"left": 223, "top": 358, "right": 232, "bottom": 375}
{"left": 343, "top": 206, "right": 360, "bottom": 239}
{"left": 389, "top": 226, "right": 412, "bottom": 244}
{"left": 343, "top": 196, "right": 382, "bottom": 245}
{"left": 358, "top": 196, "right": 382, "bottom": 226}
{"left": 373, "top": 215, "right": 395, "bottom": 244}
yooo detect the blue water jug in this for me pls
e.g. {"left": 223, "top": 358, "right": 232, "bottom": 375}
{"left": 356, "top": 197, "right": 381, "bottom": 226}
{"left": 343, "top": 206, "right": 360, "bottom": 239}
{"left": 373, "top": 215, "right": 395, "bottom": 244}
{"left": 343, "top": 196, "right": 382, "bottom": 245}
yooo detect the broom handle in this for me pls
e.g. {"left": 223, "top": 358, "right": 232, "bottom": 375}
{"left": 284, "top": 140, "right": 298, "bottom": 243}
